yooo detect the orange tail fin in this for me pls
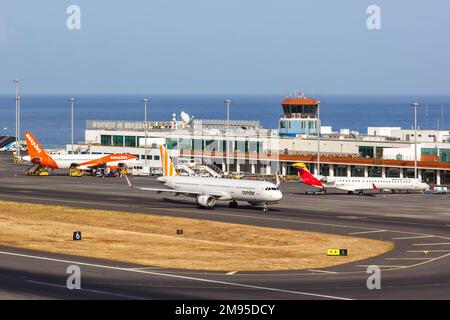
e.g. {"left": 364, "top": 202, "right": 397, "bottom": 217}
{"left": 24, "top": 132, "right": 48, "bottom": 159}
{"left": 24, "top": 132, "right": 58, "bottom": 168}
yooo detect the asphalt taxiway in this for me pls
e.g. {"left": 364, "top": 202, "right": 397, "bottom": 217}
{"left": 0, "top": 152, "right": 449, "bottom": 299}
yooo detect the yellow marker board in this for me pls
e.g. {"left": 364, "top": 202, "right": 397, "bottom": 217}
{"left": 327, "top": 249, "right": 340, "bottom": 256}
{"left": 327, "top": 249, "right": 348, "bottom": 256}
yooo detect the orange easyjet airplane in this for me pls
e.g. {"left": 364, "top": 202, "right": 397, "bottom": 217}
{"left": 22, "top": 132, "right": 138, "bottom": 171}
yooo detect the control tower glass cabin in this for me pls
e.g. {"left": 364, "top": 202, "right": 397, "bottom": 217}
{"left": 279, "top": 96, "right": 319, "bottom": 137}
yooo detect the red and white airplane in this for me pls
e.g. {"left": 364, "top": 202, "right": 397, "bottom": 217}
{"left": 294, "top": 162, "right": 430, "bottom": 195}
{"left": 22, "top": 131, "right": 137, "bottom": 172}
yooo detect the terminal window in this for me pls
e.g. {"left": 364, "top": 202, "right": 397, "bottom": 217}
{"left": 101, "top": 135, "right": 112, "bottom": 146}
{"left": 125, "top": 136, "right": 137, "bottom": 148}
{"left": 113, "top": 135, "right": 124, "bottom": 147}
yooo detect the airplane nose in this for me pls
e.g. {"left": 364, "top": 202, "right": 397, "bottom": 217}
{"left": 276, "top": 191, "right": 283, "bottom": 201}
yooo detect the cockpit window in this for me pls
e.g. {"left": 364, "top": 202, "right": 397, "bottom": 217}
{"left": 265, "top": 187, "right": 280, "bottom": 191}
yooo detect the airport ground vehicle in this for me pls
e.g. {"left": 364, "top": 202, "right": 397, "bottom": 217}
{"left": 25, "top": 166, "right": 50, "bottom": 176}
{"left": 432, "top": 186, "right": 448, "bottom": 194}
{"left": 232, "top": 172, "right": 245, "bottom": 179}
{"left": 130, "top": 164, "right": 151, "bottom": 176}
{"left": 125, "top": 146, "right": 282, "bottom": 212}
{"left": 70, "top": 169, "right": 83, "bottom": 177}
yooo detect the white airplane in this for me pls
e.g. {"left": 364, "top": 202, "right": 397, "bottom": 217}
{"left": 294, "top": 162, "right": 430, "bottom": 195}
{"left": 125, "top": 146, "right": 283, "bottom": 212}
{"left": 22, "top": 131, "right": 138, "bottom": 171}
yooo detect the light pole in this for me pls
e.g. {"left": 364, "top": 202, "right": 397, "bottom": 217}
{"left": 68, "top": 98, "right": 76, "bottom": 154}
{"left": 316, "top": 100, "right": 321, "bottom": 175}
{"left": 143, "top": 98, "right": 149, "bottom": 167}
{"left": 13, "top": 80, "right": 19, "bottom": 159}
{"left": 224, "top": 99, "right": 232, "bottom": 175}
{"left": 411, "top": 102, "right": 420, "bottom": 178}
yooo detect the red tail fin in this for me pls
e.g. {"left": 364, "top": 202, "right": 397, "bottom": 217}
{"left": 297, "top": 167, "right": 324, "bottom": 188}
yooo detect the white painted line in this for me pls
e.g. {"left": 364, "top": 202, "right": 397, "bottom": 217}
{"left": 307, "top": 269, "right": 338, "bottom": 274}
{"left": 355, "top": 265, "right": 406, "bottom": 268}
{"left": 412, "top": 243, "right": 450, "bottom": 246}
{"left": 26, "top": 280, "right": 146, "bottom": 300}
{"left": 348, "top": 230, "right": 387, "bottom": 235}
{"left": 226, "top": 271, "right": 238, "bottom": 275}
{"left": 392, "top": 235, "right": 435, "bottom": 240}
{"left": 0, "top": 250, "right": 352, "bottom": 300}
{"left": 407, "top": 250, "right": 450, "bottom": 253}
{"left": 385, "top": 258, "right": 432, "bottom": 261}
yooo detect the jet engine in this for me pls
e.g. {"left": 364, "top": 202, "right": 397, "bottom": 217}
{"left": 197, "top": 195, "right": 216, "bottom": 208}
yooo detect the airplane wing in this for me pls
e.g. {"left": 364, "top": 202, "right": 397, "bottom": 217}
{"left": 337, "top": 183, "right": 377, "bottom": 192}
{"left": 124, "top": 176, "right": 224, "bottom": 198}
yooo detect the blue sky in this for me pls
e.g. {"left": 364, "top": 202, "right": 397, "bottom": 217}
{"left": 0, "top": 0, "right": 449, "bottom": 95}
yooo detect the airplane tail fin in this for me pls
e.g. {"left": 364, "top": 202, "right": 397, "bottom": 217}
{"left": 159, "top": 145, "right": 177, "bottom": 177}
{"left": 292, "top": 162, "right": 324, "bottom": 188}
{"left": 24, "top": 132, "right": 48, "bottom": 160}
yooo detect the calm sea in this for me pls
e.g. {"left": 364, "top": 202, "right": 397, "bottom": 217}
{"left": 0, "top": 94, "right": 449, "bottom": 149}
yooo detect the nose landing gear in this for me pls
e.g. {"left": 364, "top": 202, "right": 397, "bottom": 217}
{"left": 229, "top": 201, "right": 238, "bottom": 208}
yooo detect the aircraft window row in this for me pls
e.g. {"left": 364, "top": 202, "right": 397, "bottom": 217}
{"left": 265, "top": 187, "right": 280, "bottom": 191}
{"left": 339, "top": 179, "right": 408, "bottom": 183}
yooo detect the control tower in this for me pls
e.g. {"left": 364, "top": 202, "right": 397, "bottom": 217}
{"left": 279, "top": 92, "right": 319, "bottom": 137}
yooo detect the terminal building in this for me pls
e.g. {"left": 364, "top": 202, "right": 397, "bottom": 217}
{"left": 69, "top": 95, "right": 450, "bottom": 186}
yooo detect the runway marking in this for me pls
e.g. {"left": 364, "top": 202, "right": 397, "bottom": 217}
{"left": 392, "top": 235, "right": 435, "bottom": 240}
{"left": 355, "top": 265, "right": 407, "bottom": 268}
{"left": 226, "top": 271, "right": 238, "bottom": 275}
{"left": 348, "top": 230, "right": 387, "bottom": 235}
{"left": 0, "top": 250, "right": 353, "bottom": 300}
{"left": 385, "top": 258, "right": 432, "bottom": 261}
{"left": 407, "top": 250, "right": 450, "bottom": 253}
{"left": 412, "top": 243, "right": 450, "bottom": 246}
{"left": 307, "top": 269, "right": 338, "bottom": 274}
{"left": 26, "top": 280, "right": 146, "bottom": 300}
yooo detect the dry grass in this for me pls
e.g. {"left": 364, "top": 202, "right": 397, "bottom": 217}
{"left": 0, "top": 201, "right": 393, "bottom": 271}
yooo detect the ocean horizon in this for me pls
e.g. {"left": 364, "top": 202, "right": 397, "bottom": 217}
{"left": 1, "top": 94, "right": 449, "bottom": 149}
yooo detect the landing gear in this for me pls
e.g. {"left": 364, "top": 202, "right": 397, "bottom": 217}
{"left": 358, "top": 191, "right": 364, "bottom": 196}
{"left": 262, "top": 204, "right": 269, "bottom": 213}
{"left": 347, "top": 191, "right": 354, "bottom": 195}
{"left": 229, "top": 201, "right": 238, "bottom": 208}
